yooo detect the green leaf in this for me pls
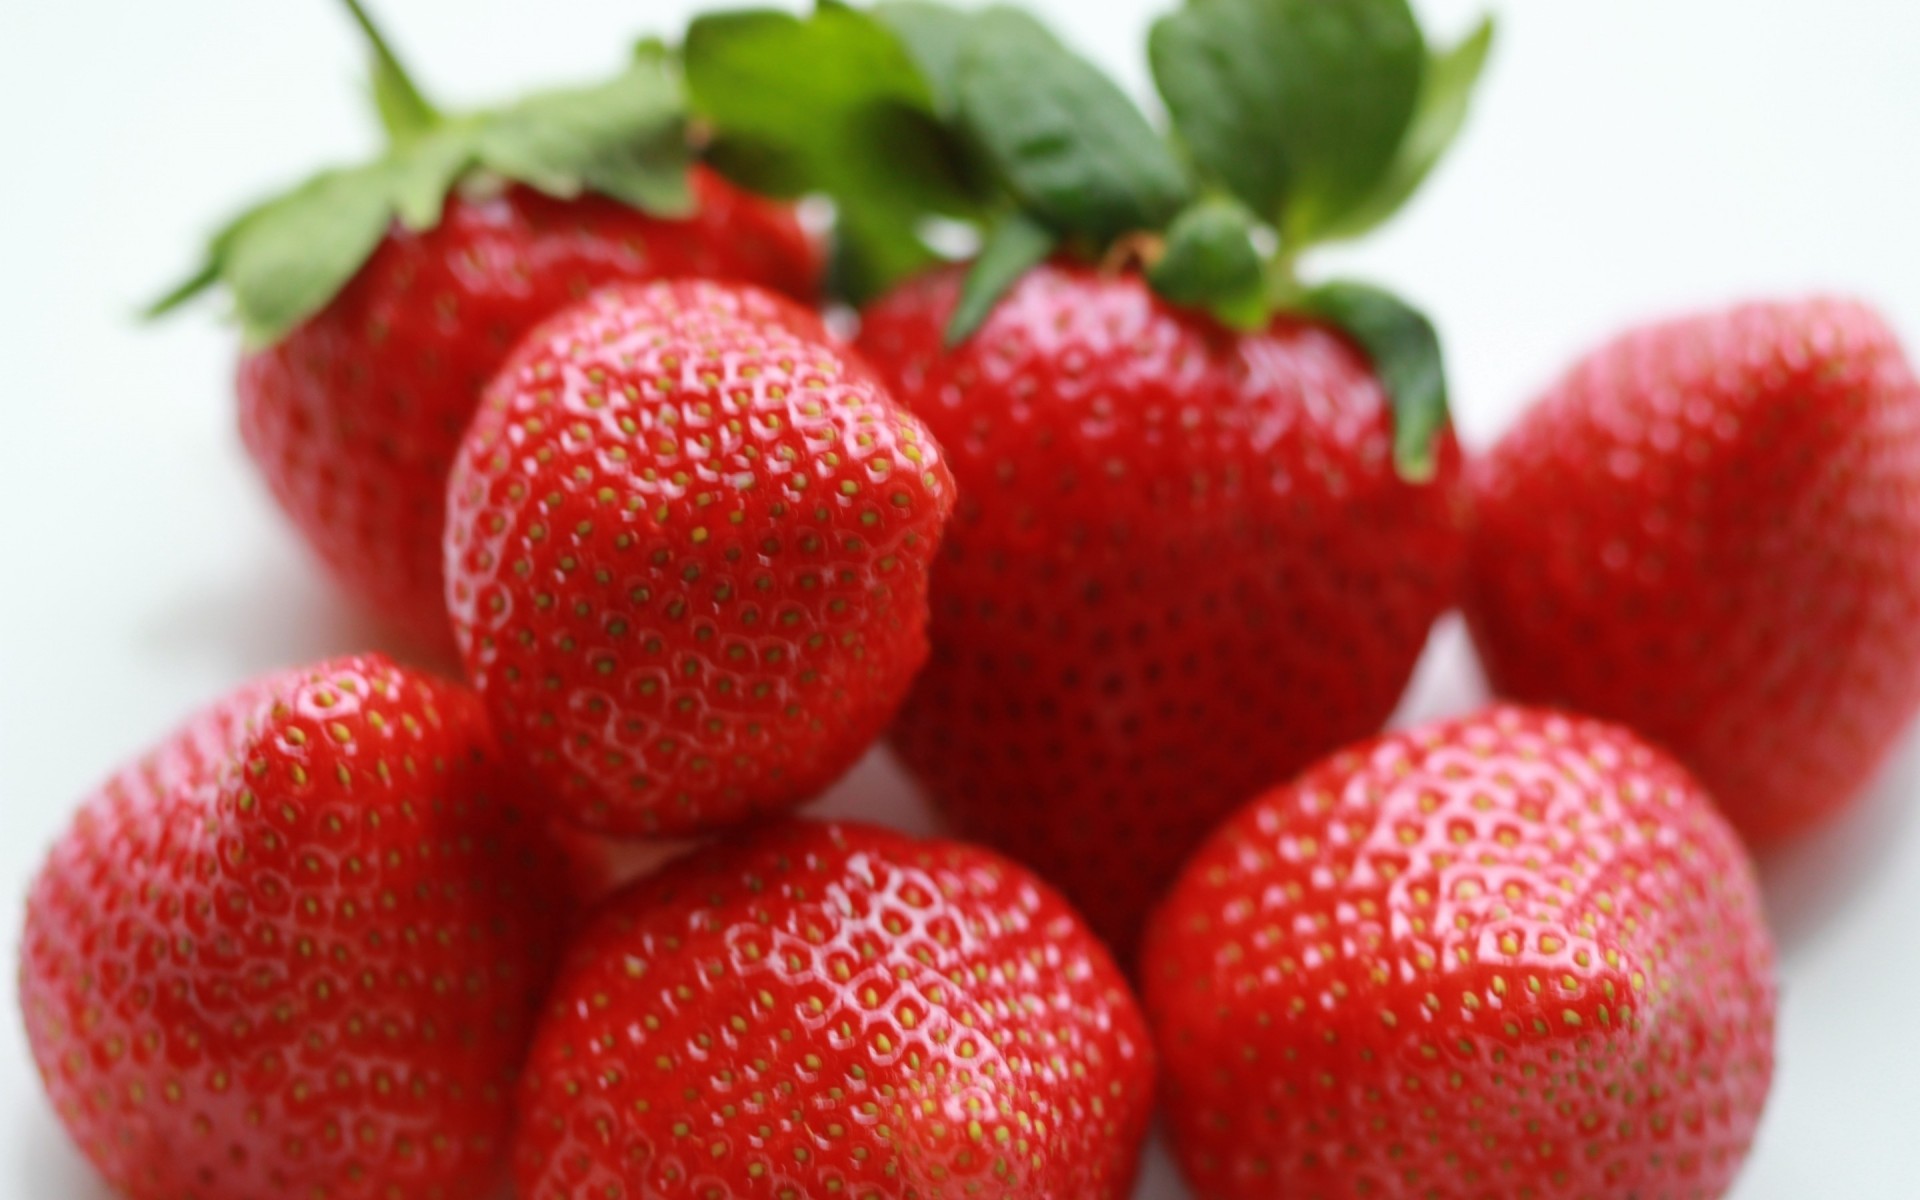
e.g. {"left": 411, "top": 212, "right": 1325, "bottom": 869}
{"left": 388, "top": 124, "right": 477, "bottom": 231}
{"left": 1150, "top": 0, "right": 1424, "bottom": 247}
{"left": 1302, "top": 281, "right": 1449, "bottom": 482}
{"left": 957, "top": 7, "right": 1192, "bottom": 242}
{"left": 685, "top": 7, "right": 941, "bottom": 186}
{"left": 1319, "top": 15, "right": 1494, "bottom": 241}
{"left": 148, "top": 49, "right": 699, "bottom": 341}
{"left": 946, "top": 211, "right": 1056, "bottom": 345}
{"left": 826, "top": 206, "right": 944, "bottom": 307}
{"left": 142, "top": 261, "right": 222, "bottom": 319}
{"left": 476, "top": 56, "right": 693, "bottom": 216}
{"left": 341, "top": 0, "right": 443, "bottom": 144}
{"left": 1147, "top": 195, "right": 1267, "bottom": 328}
{"left": 685, "top": 4, "right": 979, "bottom": 302}
{"left": 368, "top": 52, "right": 440, "bottom": 146}
{"left": 145, "top": 190, "right": 296, "bottom": 319}
{"left": 221, "top": 165, "right": 398, "bottom": 345}
{"left": 874, "top": 1, "right": 974, "bottom": 116}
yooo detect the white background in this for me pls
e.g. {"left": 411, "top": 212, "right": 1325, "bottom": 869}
{"left": 4, "top": 1, "right": 1918, "bottom": 1195}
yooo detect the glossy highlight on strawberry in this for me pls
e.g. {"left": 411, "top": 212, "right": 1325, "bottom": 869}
{"left": 513, "top": 820, "right": 1155, "bottom": 1200}
{"left": 1465, "top": 297, "right": 1920, "bottom": 845}
{"left": 241, "top": 170, "right": 820, "bottom": 645}
{"left": 19, "top": 654, "right": 572, "bottom": 1200}
{"left": 857, "top": 261, "right": 1465, "bottom": 958}
{"left": 445, "top": 280, "right": 955, "bottom": 837}
{"left": 1142, "top": 706, "right": 1777, "bottom": 1200}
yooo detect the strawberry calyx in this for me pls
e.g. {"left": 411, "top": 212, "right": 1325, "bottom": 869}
{"left": 1150, "top": 0, "right": 1494, "bottom": 480}
{"left": 148, "top": 0, "right": 695, "bottom": 346}
{"left": 341, "top": 0, "right": 442, "bottom": 146}
{"left": 683, "top": 0, "right": 1491, "bottom": 480}
{"left": 679, "top": 3, "right": 998, "bottom": 306}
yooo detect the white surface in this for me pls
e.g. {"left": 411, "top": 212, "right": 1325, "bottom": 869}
{"left": 4, "top": 0, "right": 1918, "bottom": 1195}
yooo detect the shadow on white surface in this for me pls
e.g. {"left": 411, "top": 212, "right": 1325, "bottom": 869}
{"left": 805, "top": 746, "right": 943, "bottom": 836}
{"left": 1390, "top": 615, "right": 1490, "bottom": 728}
{"left": 12, "top": 1105, "right": 114, "bottom": 1200}
{"left": 1134, "top": 1130, "right": 1190, "bottom": 1200}
{"left": 1758, "top": 728, "right": 1920, "bottom": 961}
{"left": 138, "top": 547, "right": 459, "bottom": 681}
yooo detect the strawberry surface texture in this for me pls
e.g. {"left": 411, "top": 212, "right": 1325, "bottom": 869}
{"left": 1466, "top": 297, "right": 1920, "bottom": 844}
{"left": 19, "top": 654, "right": 572, "bottom": 1200}
{"left": 240, "top": 169, "right": 820, "bottom": 644}
{"left": 1142, "top": 705, "right": 1777, "bottom": 1200}
{"left": 856, "top": 261, "right": 1466, "bottom": 958}
{"left": 446, "top": 280, "right": 955, "bottom": 837}
{"left": 513, "top": 820, "right": 1155, "bottom": 1200}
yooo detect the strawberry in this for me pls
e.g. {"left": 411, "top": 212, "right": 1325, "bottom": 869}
{"left": 1464, "top": 298, "right": 1920, "bottom": 845}
{"left": 680, "top": 2, "right": 1495, "bottom": 956}
{"left": 857, "top": 263, "right": 1465, "bottom": 956}
{"left": 151, "top": 2, "right": 820, "bottom": 645}
{"left": 1141, "top": 706, "right": 1778, "bottom": 1200}
{"left": 235, "top": 173, "right": 818, "bottom": 647}
{"left": 511, "top": 820, "right": 1155, "bottom": 1200}
{"left": 18, "top": 654, "right": 572, "bottom": 1200}
{"left": 444, "top": 280, "right": 955, "bottom": 837}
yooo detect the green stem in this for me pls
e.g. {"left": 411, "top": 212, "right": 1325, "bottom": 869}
{"left": 1266, "top": 249, "right": 1306, "bottom": 307}
{"left": 339, "top": 0, "right": 442, "bottom": 143}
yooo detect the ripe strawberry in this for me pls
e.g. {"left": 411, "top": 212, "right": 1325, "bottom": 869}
{"left": 856, "top": 262, "right": 1465, "bottom": 956}
{"left": 1141, "top": 706, "right": 1777, "bottom": 1200}
{"left": 19, "top": 654, "right": 572, "bottom": 1200}
{"left": 238, "top": 172, "right": 819, "bottom": 645}
{"left": 1465, "top": 298, "right": 1920, "bottom": 845}
{"left": 512, "top": 820, "right": 1155, "bottom": 1200}
{"left": 677, "top": 1, "right": 1491, "bottom": 959}
{"left": 444, "top": 280, "right": 955, "bottom": 837}
{"left": 152, "top": 5, "right": 820, "bottom": 644}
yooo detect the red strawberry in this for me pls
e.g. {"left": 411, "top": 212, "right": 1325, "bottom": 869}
{"left": 444, "top": 280, "right": 955, "bottom": 837}
{"left": 1141, "top": 706, "right": 1777, "bottom": 1200}
{"left": 239, "top": 172, "right": 819, "bottom": 645}
{"left": 855, "top": 262, "right": 1465, "bottom": 956}
{"left": 512, "top": 820, "right": 1155, "bottom": 1200}
{"left": 686, "top": 0, "right": 1495, "bottom": 961}
{"left": 152, "top": 5, "right": 820, "bottom": 645}
{"left": 19, "top": 654, "right": 571, "bottom": 1200}
{"left": 1464, "top": 298, "right": 1920, "bottom": 845}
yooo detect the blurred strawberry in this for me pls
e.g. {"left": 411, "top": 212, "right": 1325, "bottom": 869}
{"left": 151, "top": 2, "right": 819, "bottom": 645}
{"left": 1466, "top": 298, "right": 1920, "bottom": 844}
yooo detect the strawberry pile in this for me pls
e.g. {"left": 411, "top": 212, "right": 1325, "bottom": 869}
{"left": 23, "top": 1, "right": 1920, "bottom": 1199}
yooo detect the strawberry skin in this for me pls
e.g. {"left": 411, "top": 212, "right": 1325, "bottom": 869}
{"left": 19, "top": 655, "right": 571, "bottom": 1200}
{"left": 854, "top": 262, "right": 1466, "bottom": 958}
{"left": 1141, "top": 706, "right": 1777, "bottom": 1200}
{"left": 512, "top": 820, "right": 1155, "bottom": 1200}
{"left": 1465, "top": 298, "right": 1920, "bottom": 845}
{"left": 445, "top": 280, "right": 955, "bottom": 837}
{"left": 239, "top": 168, "right": 820, "bottom": 644}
